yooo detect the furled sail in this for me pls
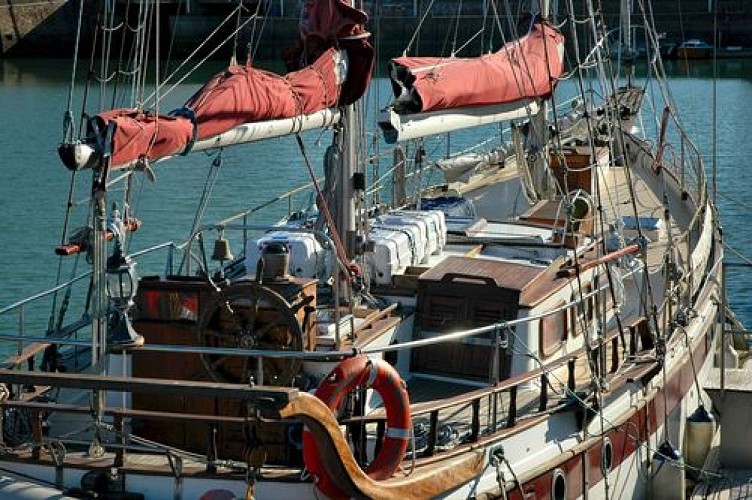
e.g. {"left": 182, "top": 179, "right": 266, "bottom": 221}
{"left": 67, "top": 0, "right": 374, "bottom": 170}
{"left": 388, "top": 23, "right": 564, "bottom": 114}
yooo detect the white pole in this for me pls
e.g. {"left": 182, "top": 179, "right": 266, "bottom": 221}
{"left": 336, "top": 105, "right": 357, "bottom": 258}
{"left": 378, "top": 101, "right": 541, "bottom": 143}
{"left": 533, "top": 0, "right": 552, "bottom": 197}
{"left": 336, "top": 2, "right": 358, "bottom": 258}
{"left": 622, "top": 0, "right": 632, "bottom": 54}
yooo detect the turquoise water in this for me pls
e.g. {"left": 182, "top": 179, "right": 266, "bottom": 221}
{"left": 1, "top": 58, "right": 751, "bottom": 341}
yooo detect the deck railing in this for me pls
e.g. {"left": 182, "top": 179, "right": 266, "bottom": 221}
{"left": 0, "top": 84, "right": 721, "bottom": 475}
{"left": 0, "top": 258, "right": 671, "bottom": 469}
{"left": 0, "top": 309, "right": 654, "bottom": 471}
{"left": 0, "top": 242, "right": 177, "bottom": 374}
{"left": 0, "top": 242, "right": 723, "bottom": 476}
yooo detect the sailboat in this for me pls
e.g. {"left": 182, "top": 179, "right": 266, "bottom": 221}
{"left": 0, "top": 0, "right": 739, "bottom": 498}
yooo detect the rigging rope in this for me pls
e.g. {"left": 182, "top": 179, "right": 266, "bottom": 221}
{"left": 147, "top": 11, "right": 259, "bottom": 109}
{"left": 724, "top": 241, "right": 752, "bottom": 267}
{"left": 451, "top": 0, "right": 463, "bottom": 55}
{"left": 248, "top": 1, "right": 269, "bottom": 63}
{"left": 154, "top": 0, "right": 161, "bottom": 117}
{"left": 294, "top": 134, "right": 350, "bottom": 270}
{"left": 62, "top": 0, "right": 86, "bottom": 143}
{"left": 503, "top": 320, "right": 721, "bottom": 482}
{"left": 110, "top": 0, "right": 132, "bottom": 110}
{"left": 177, "top": 152, "right": 225, "bottom": 275}
{"left": 402, "top": 0, "right": 437, "bottom": 56}
{"left": 231, "top": 0, "right": 244, "bottom": 64}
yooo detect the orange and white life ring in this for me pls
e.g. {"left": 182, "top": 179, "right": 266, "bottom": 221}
{"left": 302, "top": 354, "right": 411, "bottom": 498}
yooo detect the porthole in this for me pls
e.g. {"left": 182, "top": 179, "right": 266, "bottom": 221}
{"left": 552, "top": 468, "right": 566, "bottom": 500}
{"left": 602, "top": 437, "right": 614, "bottom": 473}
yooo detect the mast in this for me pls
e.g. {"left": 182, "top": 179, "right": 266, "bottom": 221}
{"left": 92, "top": 173, "right": 108, "bottom": 369}
{"left": 336, "top": 102, "right": 357, "bottom": 258}
{"left": 334, "top": 1, "right": 360, "bottom": 258}
{"left": 621, "top": 0, "right": 632, "bottom": 57}
{"left": 621, "top": 0, "right": 635, "bottom": 81}
{"left": 529, "top": 0, "right": 554, "bottom": 198}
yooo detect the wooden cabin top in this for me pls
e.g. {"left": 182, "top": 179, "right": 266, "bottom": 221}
{"left": 418, "top": 256, "right": 571, "bottom": 309}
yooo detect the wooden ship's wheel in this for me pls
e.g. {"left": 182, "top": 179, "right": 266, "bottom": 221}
{"left": 197, "top": 281, "right": 306, "bottom": 386}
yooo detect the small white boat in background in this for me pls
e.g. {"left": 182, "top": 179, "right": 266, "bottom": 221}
{"left": 675, "top": 39, "right": 714, "bottom": 59}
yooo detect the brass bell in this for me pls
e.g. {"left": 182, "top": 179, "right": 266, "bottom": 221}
{"left": 211, "top": 235, "right": 234, "bottom": 262}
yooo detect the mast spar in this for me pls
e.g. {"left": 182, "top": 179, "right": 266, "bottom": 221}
{"left": 336, "top": 102, "right": 358, "bottom": 259}
{"left": 529, "top": 0, "right": 555, "bottom": 198}
{"left": 334, "top": 0, "right": 360, "bottom": 259}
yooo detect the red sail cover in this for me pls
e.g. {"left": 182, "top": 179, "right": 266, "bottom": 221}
{"left": 92, "top": 0, "right": 373, "bottom": 169}
{"left": 299, "top": 0, "right": 367, "bottom": 44}
{"left": 94, "top": 110, "right": 195, "bottom": 168}
{"left": 185, "top": 48, "right": 343, "bottom": 140}
{"left": 287, "top": 0, "right": 374, "bottom": 106}
{"left": 388, "top": 23, "right": 565, "bottom": 114}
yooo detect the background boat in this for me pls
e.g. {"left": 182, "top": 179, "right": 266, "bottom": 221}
{"left": 674, "top": 39, "right": 714, "bottom": 59}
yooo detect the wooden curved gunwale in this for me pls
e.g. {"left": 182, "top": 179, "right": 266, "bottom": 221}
{"left": 279, "top": 392, "right": 485, "bottom": 499}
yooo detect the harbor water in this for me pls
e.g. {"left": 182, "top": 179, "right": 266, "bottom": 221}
{"left": 0, "top": 57, "right": 751, "bottom": 345}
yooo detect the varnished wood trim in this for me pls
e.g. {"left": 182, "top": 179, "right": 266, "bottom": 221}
{"left": 279, "top": 392, "right": 484, "bottom": 499}
{"left": 0, "top": 369, "right": 297, "bottom": 409}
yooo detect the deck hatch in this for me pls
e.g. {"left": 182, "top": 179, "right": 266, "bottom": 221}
{"left": 412, "top": 257, "right": 541, "bottom": 380}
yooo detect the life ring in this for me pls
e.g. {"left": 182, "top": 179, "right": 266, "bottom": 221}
{"left": 302, "top": 355, "right": 411, "bottom": 498}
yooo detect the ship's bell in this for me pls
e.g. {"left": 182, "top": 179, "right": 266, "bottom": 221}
{"left": 211, "top": 235, "right": 234, "bottom": 262}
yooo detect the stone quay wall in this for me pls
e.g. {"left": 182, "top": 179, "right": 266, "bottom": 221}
{"left": 2, "top": 0, "right": 751, "bottom": 59}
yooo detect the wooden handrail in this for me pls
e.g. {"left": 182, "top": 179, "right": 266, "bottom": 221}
{"left": 0, "top": 369, "right": 297, "bottom": 409}
{"left": 0, "top": 315, "right": 661, "bottom": 481}
{"left": 0, "top": 342, "right": 51, "bottom": 369}
{"left": 347, "top": 315, "right": 647, "bottom": 433}
{"left": 0, "top": 311, "right": 654, "bottom": 469}
{"left": 557, "top": 243, "right": 640, "bottom": 278}
{"left": 2, "top": 400, "right": 252, "bottom": 424}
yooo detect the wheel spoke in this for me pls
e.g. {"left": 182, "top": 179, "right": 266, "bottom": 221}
{"left": 198, "top": 282, "right": 304, "bottom": 386}
{"left": 251, "top": 317, "right": 287, "bottom": 339}
{"left": 203, "top": 328, "right": 238, "bottom": 340}
{"left": 207, "top": 355, "right": 234, "bottom": 371}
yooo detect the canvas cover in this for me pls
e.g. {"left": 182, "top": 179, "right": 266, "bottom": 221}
{"left": 91, "top": 109, "right": 196, "bottom": 168}
{"left": 92, "top": 0, "right": 373, "bottom": 168}
{"left": 185, "top": 47, "right": 344, "bottom": 141}
{"left": 388, "top": 23, "right": 565, "bottom": 114}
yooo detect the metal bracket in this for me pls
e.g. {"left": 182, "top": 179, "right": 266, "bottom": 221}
{"left": 489, "top": 443, "right": 505, "bottom": 467}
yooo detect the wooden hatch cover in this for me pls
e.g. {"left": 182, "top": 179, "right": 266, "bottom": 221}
{"left": 413, "top": 256, "right": 546, "bottom": 380}
{"left": 418, "top": 256, "right": 544, "bottom": 291}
